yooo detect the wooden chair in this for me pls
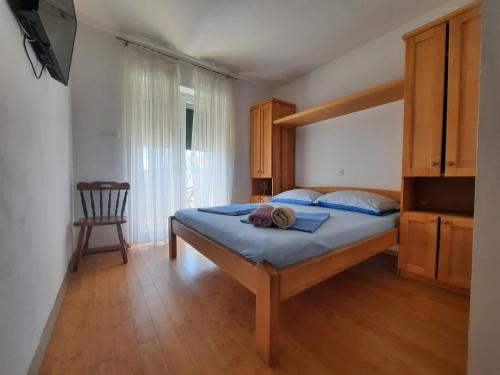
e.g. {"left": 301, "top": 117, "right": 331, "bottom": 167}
{"left": 72, "top": 181, "right": 130, "bottom": 272}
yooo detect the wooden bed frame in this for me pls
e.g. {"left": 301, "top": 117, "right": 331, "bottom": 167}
{"left": 168, "top": 187, "right": 400, "bottom": 366}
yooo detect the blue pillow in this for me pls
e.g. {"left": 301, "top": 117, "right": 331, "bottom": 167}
{"left": 270, "top": 189, "right": 322, "bottom": 206}
{"left": 314, "top": 190, "right": 400, "bottom": 216}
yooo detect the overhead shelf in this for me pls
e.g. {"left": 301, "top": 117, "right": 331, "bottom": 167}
{"left": 273, "top": 78, "right": 404, "bottom": 128}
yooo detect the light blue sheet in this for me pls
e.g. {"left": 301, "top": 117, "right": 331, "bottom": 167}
{"left": 198, "top": 204, "right": 258, "bottom": 216}
{"left": 175, "top": 202, "right": 399, "bottom": 269}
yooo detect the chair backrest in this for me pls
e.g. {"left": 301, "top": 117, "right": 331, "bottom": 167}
{"left": 77, "top": 181, "right": 130, "bottom": 218}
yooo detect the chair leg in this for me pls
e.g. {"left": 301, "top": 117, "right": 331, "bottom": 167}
{"left": 256, "top": 262, "right": 280, "bottom": 366}
{"left": 116, "top": 223, "right": 128, "bottom": 264}
{"left": 73, "top": 226, "right": 86, "bottom": 272}
{"left": 169, "top": 216, "right": 177, "bottom": 258}
{"left": 83, "top": 225, "right": 93, "bottom": 256}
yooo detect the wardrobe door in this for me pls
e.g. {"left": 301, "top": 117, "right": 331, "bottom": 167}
{"left": 398, "top": 212, "right": 439, "bottom": 279}
{"left": 403, "top": 24, "right": 447, "bottom": 177}
{"left": 438, "top": 216, "right": 473, "bottom": 290}
{"left": 251, "top": 107, "right": 262, "bottom": 177}
{"left": 445, "top": 6, "right": 481, "bottom": 177}
{"left": 260, "top": 102, "right": 273, "bottom": 178}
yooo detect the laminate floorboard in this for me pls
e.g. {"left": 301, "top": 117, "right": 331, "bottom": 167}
{"left": 40, "top": 241, "right": 469, "bottom": 374}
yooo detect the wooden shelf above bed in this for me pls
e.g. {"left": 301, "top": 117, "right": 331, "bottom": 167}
{"left": 273, "top": 78, "right": 404, "bottom": 128}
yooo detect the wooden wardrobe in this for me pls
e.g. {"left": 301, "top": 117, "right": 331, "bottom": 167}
{"left": 398, "top": 3, "right": 481, "bottom": 293}
{"left": 250, "top": 98, "right": 296, "bottom": 203}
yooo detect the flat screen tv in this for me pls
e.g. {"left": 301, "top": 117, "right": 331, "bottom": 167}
{"left": 10, "top": 0, "right": 77, "bottom": 85}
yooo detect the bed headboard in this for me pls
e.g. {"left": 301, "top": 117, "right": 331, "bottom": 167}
{"left": 295, "top": 186, "right": 401, "bottom": 202}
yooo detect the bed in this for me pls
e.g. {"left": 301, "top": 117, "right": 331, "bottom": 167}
{"left": 168, "top": 186, "right": 400, "bottom": 365}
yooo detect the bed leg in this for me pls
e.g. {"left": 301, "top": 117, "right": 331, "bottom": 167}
{"left": 168, "top": 216, "right": 177, "bottom": 258}
{"left": 256, "top": 262, "right": 280, "bottom": 366}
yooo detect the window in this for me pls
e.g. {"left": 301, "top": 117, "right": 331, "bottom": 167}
{"left": 185, "top": 103, "right": 194, "bottom": 150}
{"left": 180, "top": 86, "right": 196, "bottom": 208}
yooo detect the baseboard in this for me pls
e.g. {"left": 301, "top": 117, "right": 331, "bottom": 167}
{"left": 27, "top": 267, "right": 70, "bottom": 375}
{"left": 399, "top": 269, "right": 470, "bottom": 296}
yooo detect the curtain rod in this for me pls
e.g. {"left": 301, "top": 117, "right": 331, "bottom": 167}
{"left": 116, "top": 36, "right": 237, "bottom": 80}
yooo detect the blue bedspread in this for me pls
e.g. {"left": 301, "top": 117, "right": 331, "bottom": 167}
{"left": 198, "top": 204, "right": 258, "bottom": 216}
{"left": 176, "top": 203, "right": 399, "bottom": 269}
{"left": 241, "top": 212, "right": 330, "bottom": 233}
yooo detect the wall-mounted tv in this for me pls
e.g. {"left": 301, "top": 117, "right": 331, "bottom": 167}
{"left": 10, "top": 0, "right": 77, "bottom": 85}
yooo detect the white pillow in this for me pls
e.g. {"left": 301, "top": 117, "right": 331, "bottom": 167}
{"left": 314, "top": 190, "right": 400, "bottom": 216}
{"left": 270, "top": 189, "right": 322, "bottom": 206}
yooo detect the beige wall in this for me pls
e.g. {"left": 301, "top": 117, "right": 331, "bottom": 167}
{"left": 468, "top": 0, "right": 500, "bottom": 373}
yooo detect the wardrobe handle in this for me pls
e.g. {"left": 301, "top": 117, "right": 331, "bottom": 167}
{"left": 431, "top": 161, "right": 440, "bottom": 167}
{"left": 447, "top": 161, "right": 456, "bottom": 166}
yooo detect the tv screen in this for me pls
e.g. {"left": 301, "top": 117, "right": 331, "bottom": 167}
{"left": 12, "top": 0, "right": 77, "bottom": 85}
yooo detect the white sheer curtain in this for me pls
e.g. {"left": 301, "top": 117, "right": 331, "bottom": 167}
{"left": 191, "top": 68, "right": 235, "bottom": 207}
{"left": 123, "top": 46, "right": 182, "bottom": 244}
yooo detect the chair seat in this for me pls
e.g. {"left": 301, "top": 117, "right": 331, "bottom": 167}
{"left": 73, "top": 216, "right": 128, "bottom": 226}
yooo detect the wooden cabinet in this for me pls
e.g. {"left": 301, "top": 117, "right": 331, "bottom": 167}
{"left": 438, "top": 216, "right": 473, "bottom": 289}
{"left": 251, "top": 101, "right": 287, "bottom": 179}
{"left": 445, "top": 7, "right": 481, "bottom": 177}
{"left": 399, "top": 4, "right": 479, "bottom": 294}
{"left": 261, "top": 102, "right": 273, "bottom": 178}
{"left": 403, "top": 24, "right": 446, "bottom": 177}
{"left": 399, "top": 213, "right": 473, "bottom": 290}
{"left": 399, "top": 212, "right": 439, "bottom": 279}
{"left": 250, "top": 107, "right": 262, "bottom": 178}
{"left": 250, "top": 99, "right": 295, "bottom": 199}
{"left": 250, "top": 195, "right": 271, "bottom": 204}
{"left": 402, "top": 4, "right": 481, "bottom": 177}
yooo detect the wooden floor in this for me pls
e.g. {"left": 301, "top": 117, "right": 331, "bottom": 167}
{"left": 40, "top": 241, "right": 470, "bottom": 375}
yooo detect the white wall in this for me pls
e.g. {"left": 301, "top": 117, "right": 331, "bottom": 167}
{"left": 232, "top": 79, "right": 272, "bottom": 201}
{"left": 273, "top": 0, "right": 471, "bottom": 190}
{"left": 71, "top": 23, "right": 271, "bottom": 245}
{"left": 295, "top": 102, "right": 403, "bottom": 189}
{"left": 468, "top": 1, "right": 500, "bottom": 373}
{"left": 0, "top": 2, "right": 73, "bottom": 374}
{"left": 71, "top": 24, "right": 127, "bottom": 246}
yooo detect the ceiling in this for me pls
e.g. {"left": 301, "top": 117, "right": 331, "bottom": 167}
{"left": 75, "top": 0, "right": 451, "bottom": 85}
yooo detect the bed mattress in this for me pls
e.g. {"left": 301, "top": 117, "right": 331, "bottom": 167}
{"left": 174, "top": 203, "right": 399, "bottom": 269}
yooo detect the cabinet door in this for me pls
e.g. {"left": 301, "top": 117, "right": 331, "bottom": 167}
{"left": 398, "top": 212, "right": 439, "bottom": 279}
{"left": 445, "top": 7, "right": 481, "bottom": 177}
{"left": 438, "top": 216, "right": 473, "bottom": 289}
{"left": 403, "top": 24, "right": 447, "bottom": 177}
{"left": 260, "top": 102, "right": 273, "bottom": 178}
{"left": 251, "top": 107, "right": 262, "bottom": 178}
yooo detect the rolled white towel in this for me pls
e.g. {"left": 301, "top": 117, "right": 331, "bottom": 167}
{"left": 271, "top": 206, "right": 296, "bottom": 229}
